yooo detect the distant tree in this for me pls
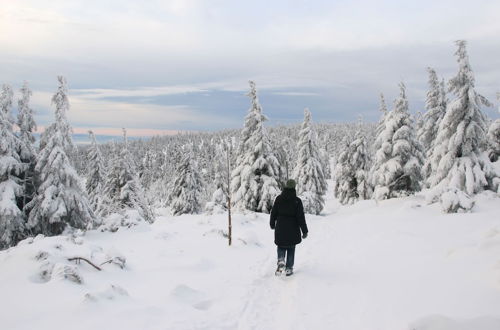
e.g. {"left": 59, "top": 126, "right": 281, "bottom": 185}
{"left": 230, "top": 81, "right": 280, "bottom": 213}
{"left": 86, "top": 131, "right": 106, "bottom": 221}
{"left": 27, "top": 77, "right": 95, "bottom": 235}
{"left": 427, "top": 41, "right": 498, "bottom": 212}
{"left": 350, "top": 120, "right": 371, "bottom": 200}
{"left": 0, "top": 84, "right": 25, "bottom": 248}
{"left": 371, "top": 82, "right": 424, "bottom": 200}
{"left": 334, "top": 137, "right": 355, "bottom": 204}
{"left": 100, "top": 129, "right": 154, "bottom": 222}
{"left": 293, "top": 108, "right": 327, "bottom": 214}
{"left": 170, "top": 145, "right": 203, "bottom": 216}
{"left": 205, "top": 143, "right": 229, "bottom": 214}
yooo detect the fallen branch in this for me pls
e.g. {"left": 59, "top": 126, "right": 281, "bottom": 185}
{"left": 99, "top": 259, "right": 113, "bottom": 267}
{"left": 67, "top": 257, "right": 102, "bottom": 271}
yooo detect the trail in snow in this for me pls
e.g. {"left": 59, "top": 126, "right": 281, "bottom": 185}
{"left": 1, "top": 188, "right": 500, "bottom": 330}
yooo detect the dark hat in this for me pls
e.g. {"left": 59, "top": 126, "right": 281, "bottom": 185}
{"left": 285, "top": 179, "right": 296, "bottom": 189}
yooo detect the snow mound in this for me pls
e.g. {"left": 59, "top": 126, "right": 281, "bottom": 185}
{"left": 84, "top": 284, "right": 129, "bottom": 302}
{"left": 170, "top": 284, "right": 213, "bottom": 311}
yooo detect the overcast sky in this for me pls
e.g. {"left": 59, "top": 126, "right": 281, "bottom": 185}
{"left": 1, "top": 0, "right": 499, "bottom": 136}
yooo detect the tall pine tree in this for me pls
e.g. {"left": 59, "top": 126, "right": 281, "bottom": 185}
{"left": 419, "top": 68, "right": 447, "bottom": 180}
{"left": 16, "top": 81, "right": 37, "bottom": 214}
{"left": 170, "top": 145, "right": 203, "bottom": 216}
{"left": 230, "top": 81, "right": 280, "bottom": 213}
{"left": 100, "top": 129, "right": 154, "bottom": 222}
{"left": 293, "top": 108, "right": 327, "bottom": 214}
{"left": 86, "top": 130, "right": 106, "bottom": 221}
{"left": 27, "top": 76, "right": 95, "bottom": 235}
{"left": 427, "top": 41, "right": 498, "bottom": 212}
{"left": 371, "top": 82, "right": 423, "bottom": 200}
{"left": 0, "top": 84, "right": 25, "bottom": 248}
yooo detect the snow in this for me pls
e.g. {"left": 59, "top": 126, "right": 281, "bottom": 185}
{"left": 1, "top": 181, "right": 500, "bottom": 330}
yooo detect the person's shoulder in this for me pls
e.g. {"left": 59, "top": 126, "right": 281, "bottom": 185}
{"left": 295, "top": 196, "right": 303, "bottom": 205}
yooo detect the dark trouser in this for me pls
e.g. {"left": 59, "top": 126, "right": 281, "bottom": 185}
{"left": 277, "top": 245, "right": 295, "bottom": 269}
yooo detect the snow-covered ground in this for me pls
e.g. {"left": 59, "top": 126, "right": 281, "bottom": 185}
{"left": 1, "top": 185, "right": 500, "bottom": 330}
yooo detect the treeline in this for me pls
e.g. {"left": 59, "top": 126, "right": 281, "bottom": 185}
{"left": 1, "top": 40, "right": 499, "bottom": 250}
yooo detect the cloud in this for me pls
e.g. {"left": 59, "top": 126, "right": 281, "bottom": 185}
{"left": 1, "top": 0, "right": 499, "bottom": 132}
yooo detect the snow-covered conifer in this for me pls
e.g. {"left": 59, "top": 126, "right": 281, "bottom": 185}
{"left": 100, "top": 129, "right": 153, "bottom": 222}
{"left": 16, "top": 81, "right": 37, "bottom": 213}
{"left": 293, "top": 108, "right": 327, "bottom": 214}
{"left": 333, "top": 137, "right": 355, "bottom": 204}
{"left": 86, "top": 131, "right": 106, "bottom": 218}
{"left": 427, "top": 41, "right": 497, "bottom": 212}
{"left": 27, "top": 77, "right": 94, "bottom": 235}
{"left": 205, "top": 143, "right": 229, "bottom": 214}
{"left": 371, "top": 82, "right": 424, "bottom": 200}
{"left": 230, "top": 81, "right": 280, "bottom": 213}
{"left": 419, "top": 68, "right": 448, "bottom": 179}
{"left": 350, "top": 121, "right": 371, "bottom": 200}
{"left": 334, "top": 120, "right": 371, "bottom": 205}
{"left": 487, "top": 92, "right": 500, "bottom": 162}
{"left": 170, "top": 145, "right": 203, "bottom": 216}
{"left": 0, "top": 84, "right": 25, "bottom": 248}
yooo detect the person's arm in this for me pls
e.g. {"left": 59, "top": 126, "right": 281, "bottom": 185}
{"left": 270, "top": 196, "right": 279, "bottom": 229}
{"left": 297, "top": 199, "right": 308, "bottom": 236}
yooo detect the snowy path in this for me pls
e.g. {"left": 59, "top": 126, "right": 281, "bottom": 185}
{"left": 1, "top": 191, "right": 500, "bottom": 329}
{"left": 236, "top": 193, "right": 500, "bottom": 330}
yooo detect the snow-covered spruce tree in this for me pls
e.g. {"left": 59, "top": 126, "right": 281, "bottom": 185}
{"left": 293, "top": 108, "right": 327, "bottom": 214}
{"left": 100, "top": 129, "right": 154, "bottom": 223}
{"left": 170, "top": 145, "right": 203, "bottom": 216}
{"left": 230, "top": 81, "right": 280, "bottom": 213}
{"left": 371, "top": 82, "right": 424, "bottom": 200}
{"left": 205, "top": 143, "right": 229, "bottom": 214}
{"left": 16, "top": 81, "right": 37, "bottom": 214}
{"left": 350, "top": 120, "right": 371, "bottom": 200}
{"left": 419, "top": 68, "right": 448, "bottom": 180}
{"left": 427, "top": 41, "right": 497, "bottom": 212}
{"left": 333, "top": 137, "right": 356, "bottom": 204}
{"left": 27, "top": 77, "right": 95, "bottom": 235}
{"left": 86, "top": 131, "right": 106, "bottom": 219}
{"left": 489, "top": 119, "right": 500, "bottom": 162}
{"left": 334, "top": 122, "right": 371, "bottom": 205}
{"left": 0, "top": 84, "right": 25, "bottom": 249}
{"left": 487, "top": 92, "right": 500, "bottom": 162}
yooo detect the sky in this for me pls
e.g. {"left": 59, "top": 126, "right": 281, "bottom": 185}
{"left": 1, "top": 0, "right": 499, "bottom": 137}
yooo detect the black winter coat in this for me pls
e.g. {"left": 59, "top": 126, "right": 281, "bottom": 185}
{"left": 270, "top": 188, "right": 308, "bottom": 246}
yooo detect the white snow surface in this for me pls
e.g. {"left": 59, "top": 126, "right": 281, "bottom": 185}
{"left": 1, "top": 182, "right": 500, "bottom": 330}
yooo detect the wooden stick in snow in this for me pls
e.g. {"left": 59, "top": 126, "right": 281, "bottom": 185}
{"left": 67, "top": 257, "right": 102, "bottom": 271}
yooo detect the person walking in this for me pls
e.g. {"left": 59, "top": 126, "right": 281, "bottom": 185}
{"left": 270, "top": 179, "right": 308, "bottom": 276}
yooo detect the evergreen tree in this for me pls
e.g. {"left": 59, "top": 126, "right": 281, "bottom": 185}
{"left": 371, "top": 82, "right": 424, "bottom": 200}
{"left": 427, "top": 41, "right": 497, "bottom": 212}
{"left": 16, "top": 81, "right": 37, "bottom": 214}
{"left": 350, "top": 121, "right": 371, "bottom": 200}
{"left": 293, "top": 108, "right": 327, "bottom": 214}
{"left": 334, "top": 121, "right": 371, "bottom": 205}
{"left": 487, "top": 92, "right": 500, "bottom": 162}
{"left": 419, "top": 68, "right": 448, "bottom": 179}
{"left": 100, "top": 129, "right": 154, "bottom": 222}
{"left": 205, "top": 143, "right": 229, "bottom": 214}
{"left": 86, "top": 131, "right": 106, "bottom": 220}
{"left": 488, "top": 119, "right": 500, "bottom": 162}
{"left": 230, "top": 81, "right": 280, "bottom": 213}
{"left": 0, "top": 84, "right": 25, "bottom": 248}
{"left": 27, "top": 77, "right": 94, "bottom": 235}
{"left": 170, "top": 146, "right": 203, "bottom": 216}
{"left": 334, "top": 137, "right": 356, "bottom": 204}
